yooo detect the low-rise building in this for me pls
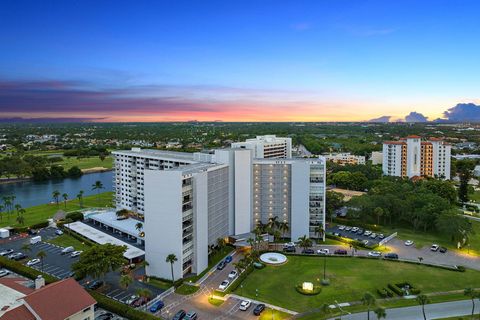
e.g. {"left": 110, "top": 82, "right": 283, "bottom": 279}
{"left": 324, "top": 153, "right": 366, "bottom": 165}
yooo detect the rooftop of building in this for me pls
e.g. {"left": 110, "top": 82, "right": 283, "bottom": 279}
{"left": 86, "top": 209, "right": 144, "bottom": 239}
{"left": 168, "top": 162, "right": 225, "bottom": 175}
{"left": 234, "top": 135, "right": 290, "bottom": 144}
{"left": 112, "top": 148, "right": 196, "bottom": 162}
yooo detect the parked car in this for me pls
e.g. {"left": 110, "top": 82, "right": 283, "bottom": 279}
{"left": 26, "top": 258, "right": 40, "bottom": 266}
{"left": 384, "top": 253, "right": 399, "bottom": 260}
{"left": 302, "top": 248, "right": 315, "bottom": 254}
{"left": 370, "top": 233, "right": 377, "bottom": 239}
{"left": 132, "top": 296, "right": 149, "bottom": 307}
{"left": 283, "top": 246, "right": 295, "bottom": 253}
{"left": 0, "top": 249, "right": 14, "bottom": 256}
{"left": 172, "top": 310, "right": 186, "bottom": 320}
{"left": 364, "top": 230, "right": 372, "bottom": 236}
{"left": 184, "top": 311, "right": 198, "bottom": 320}
{"left": 217, "top": 261, "right": 226, "bottom": 270}
{"left": 439, "top": 247, "right": 448, "bottom": 253}
{"left": 218, "top": 280, "right": 230, "bottom": 291}
{"left": 367, "top": 251, "right": 382, "bottom": 257}
{"left": 362, "top": 240, "right": 369, "bottom": 246}
{"left": 431, "top": 244, "right": 440, "bottom": 252}
{"left": 224, "top": 256, "right": 233, "bottom": 263}
{"left": 239, "top": 300, "right": 252, "bottom": 311}
{"left": 61, "top": 246, "right": 75, "bottom": 255}
{"left": 0, "top": 269, "right": 10, "bottom": 277}
{"left": 27, "top": 229, "right": 38, "bottom": 235}
{"left": 253, "top": 303, "right": 266, "bottom": 315}
{"left": 351, "top": 227, "right": 359, "bottom": 232}
{"left": 356, "top": 228, "right": 364, "bottom": 235}
{"left": 95, "top": 312, "right": 114, "bottom": 320}
{"left": 334, "top": 249, "right": 347, "bottom": 255}
{"left": 149, "top": 300, "right": 164, "bottom": 313}
{"left": 338, "top": 225, "right": 346, "bottom": 230}
{"left": 378, "top": 234, "right": 385, "bottom": 239}
{"left": 345, "top": 226, "right": 352, "bottom": 231}
{"left": 284, "top": 242, "right": 296, "bottom": 248}
{"left": 9, "top": 253, "right": 26, "bottom": 261}
{"left": 125, "top": 295, "right": 139, "bottom": 305}
{"left": 317, "top": 248, "right": 330, "bottom": 255}
{"left": 404, "top": 240, "right": 414, "bottom": 246}
{"left": 86, "top": 280, "right": 104, "bottom": 290}
{"left": 70, "top": 251, "right": 83, "bottom": 258}
{"left": 332, "top": 232, "right": 341, "bottom": 237}
{"left": 55, "top": 229, "right": 64, "bottom": 235}
{"left": 228, "top": 270, "right": 238, "bottom": 279}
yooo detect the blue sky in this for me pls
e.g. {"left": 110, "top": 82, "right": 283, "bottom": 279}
{"left": 0, "top": 0, "right": 479, "bottom": 121}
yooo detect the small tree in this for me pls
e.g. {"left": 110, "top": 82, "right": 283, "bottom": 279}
{"left": 37, "top": 250, "right": 47, "bottom": 272}
{"left": 416, "top": 294, "right": 430, "bottom": 320}
{"left": 62, "top": 193, "right": 68, "bottom": 209}
{"left": 136, "top": 288, "right": 152, "bottom": 299}
{"left": 464, "top": 288, "right": 478, "bottom": 319}
{"left": 52, "top": 190, "right": 61, "bottom": 206}
{"left": 77, "top": 190, "right": 84, "bottom": 208}
{"left": 166, "top": 254, "right": 178, "bottom": 283}
{"left": 362, "top": 292, "right": 376, "bottom": 320}
{"left": 21, "top": 243, "right": 31, "bottom": 253}
{"left": 374, "top": 306, "right": 386, "bottom": 319}
{"left": 120, "top": 274, "right": 133, "bottom": 289}
{"left": 135, "top": 222, "right": 143, "bottom": 234}
{"left": 91, "top": 181, "right": 104, "bottom": 205}
{"left": 16, "top": 215, "right": 25, "bottom": 225}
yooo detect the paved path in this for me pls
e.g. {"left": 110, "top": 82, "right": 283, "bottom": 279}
{"left": 336, "top": 300, "right": 477, "bottom": 320}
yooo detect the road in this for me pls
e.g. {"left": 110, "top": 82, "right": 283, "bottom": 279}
{"left": 337, "top": 300, "right": 477, "bottom": 320}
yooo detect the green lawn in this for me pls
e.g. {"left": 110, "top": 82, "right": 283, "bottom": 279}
{"left": 259, "top": 309, "right": 291, "bottom": 320}
{"left": 185, "top": 245, "right": 235, "bottom": 283}
{"left": 175, "top": 283, "right": 200, "bottom": 295}
{"left": 0, "top": 191, "right": 114, "bottom": 228}
{"left": 147, "top": 277, "right": 172, "bottom": 290}
{"left": 46, "top": 233, "right": 90, "bottom": 251}
{"left": 59, "top": 156, "right": 113, "bottom": 170}
{"left": 237, "top": 256, "right": 480, "bottom": 312}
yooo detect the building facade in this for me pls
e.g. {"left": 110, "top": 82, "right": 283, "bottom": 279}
{"left": 324, "top": 153, "right": 366, "bottom": 165}
{"left": 382, "top": 136, "right": 451, "bottom": 179}
{"left": 113, "top": 135, "right": 325, "bottom": 279}
{"left": 231, "top": 135, "right": 292, "bottom": 159}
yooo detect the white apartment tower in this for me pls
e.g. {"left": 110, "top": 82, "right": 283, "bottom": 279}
{"left": 113, "top": 135, "right": 325, "bottom": 279}
{"left": 382, "top": 136, "right": 451, "bottom": 179}
{"left": 232, "top": 135, "right": 292, "bottom": 159}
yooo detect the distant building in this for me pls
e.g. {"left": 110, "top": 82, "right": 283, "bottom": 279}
{"left": 371, "top": 151, "right": 383, "bottom": 165}
{"left": 231, "top": 135, "right": 292, "bottom": 159}
{"left": 324, "top": 153, "right": 366, "bottom": 165}
{"left": 0, "top": 277, "right": 96, "bottom": 320}
{"left": 382, "top": 136, "right": 451, "bottom": 180}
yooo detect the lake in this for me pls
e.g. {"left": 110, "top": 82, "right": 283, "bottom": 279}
{"left": 0, "top": 171, "right": 113, "bottom": 208}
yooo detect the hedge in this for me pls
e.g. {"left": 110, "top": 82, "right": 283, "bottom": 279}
{"left": 388, "top": 283, "right": 404, "bottom": 296}
{"left": 88, "top": 290, "right": 162, "bottom": 320}
{"left": 0, "top": 256, "right": 57, "bottom": 284}
{"left": 65, "top": 211, "right": 84, "bottom": 222}
{"left": 225, "top": 264, "right": 254, "bottom": 294}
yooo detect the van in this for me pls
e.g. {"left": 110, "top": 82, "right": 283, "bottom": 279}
{"left": 30, "top": 236, "right": 42, "bottom": 244}
{"left": 61, "top": 246, "right": 74, "bottom": 255}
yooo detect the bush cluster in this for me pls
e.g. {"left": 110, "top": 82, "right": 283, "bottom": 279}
{"left": 295, "top": 283, "right": 322, "bottom": 295}
{"left": 0, "top": 256, "right": 57, "bottom": 284}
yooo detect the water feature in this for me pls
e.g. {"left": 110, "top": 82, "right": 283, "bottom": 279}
{"left": 0, "top": 171, "right": 113, "bottom": 208}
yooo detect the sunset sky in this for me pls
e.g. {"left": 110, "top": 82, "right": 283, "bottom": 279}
{"left": 1, "top": 0, "right": 480, "bottom": 122}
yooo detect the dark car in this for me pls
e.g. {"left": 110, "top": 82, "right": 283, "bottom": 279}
{"left": 384, "top": 253, "right": 399, "bottom": 260}
{"left": 184, "top": 311, "right": 198, "bottom": 320}
{"left": 334, "top": 249, "right": 347, "bottom": 255}
{"left": 253, "top": 303, "right": 266, "bottom": 316}
{"left": 11, "top": 253, "right": 27, "bottom": 261}
{"left": 95, "top": 312, "right": 113, "bottom": 320}
{"left": 439, "top": 247, "right": 448, "bottom": 253}
{"left": 217, "top": 261, "right": 226, "bottom": 270}
{"left": 283, "top": 246, "right": 295, "bottom": 253}
{"left": 149, "top": 300, "right": 164, "bottom": 313}
{"left": 87, "top": 280, "right": 104, "bottom": 290}
{"left": 28, "top": 229, "right": 38, "bottom": 235}
{"left": 302, "top": 248, "right": 315, "bottom": 254}
{"left": 357, "top": 229, "right": 364, "bottom": 235}
{"left": 172, "top": 309, "right": 186, "bottom": 320}
{"left": 224, "top": 255, "right": 233, "bottom": 263}
{"left": 132, "top": 296, "right": 149, "bottom": 307}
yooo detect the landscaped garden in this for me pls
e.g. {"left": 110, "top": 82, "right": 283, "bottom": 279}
{"left": 235, "top": 256, "right": 480, "bottom": 312}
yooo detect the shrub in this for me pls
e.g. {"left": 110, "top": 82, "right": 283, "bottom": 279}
{"left": 0, "top": 256, "right": 57, "bottom": 284}
{"left": 377, "top": 288, "right": 388, "bottom": 298}
{"left": 30, "top": 220, "right": 49, "bottom": 229}
{"left": 387, "top": 283, "right": 404, "bottom": 296}
{"left": 456, "top": 265, "right": 466, "bottom": 272}
{"left": 88, "top": 290, "right": 161, "bottom": 320}
{"left": 295, "top": 283, "right": 322, "bottom": 295}
{"left": 410, "top": 288, "right": 421, "bottom": 295}
{"left": 65, "top": 211, "right": 84, "bottom": 222}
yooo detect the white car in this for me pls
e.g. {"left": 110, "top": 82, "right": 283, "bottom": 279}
{"left": 431, "top": 244, "right": 439, "bottom": 252}
{"left": 55, "top": 229, "right": 64, "bottom": 235}
{"left": 316, "top": 248, "right": 330, "bottom": 255}
{"left": 239, "top": 300, "right": 252, "bottom": 311}
{"left": 70, "top": 251, "right": 83, "bottom": 258}
{"left": 26, "top": 259, "right": 40, "bottom": 266}
{"left": 364, "top": 230, "right": 372, "bottom": 236}
{"left": 218, "top": 280, "right": 230, "bottom": 291}
{"left": 351, "top": 227, "right": 359, "bottom": 232}
{"left": 338, "top": 225, "right": 346, "bottom": 230}
{"left": 0, "top": 249, "right": 14, "bottom": 256}
{"left": 404, "top": 240, "right": 414, "bottom": 246}
{"left": 124, "top": 295, "right": 138, "bottom": 305}
{"left": 284, "top": 242, "right": 295, "bottom": 248}
{"left": 368, "top": 251, "right": 382, "bottom": 257}
{"left": 228, "top": 270, "right": 238, "bottom": 279}
{"left": 0, "top": 269, "right": 10, "bottom": 277}
{"left": 370, "top": 233, "right": 377, "bottom": 239}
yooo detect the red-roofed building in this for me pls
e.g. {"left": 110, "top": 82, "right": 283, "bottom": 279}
{"left": 0, "top": 277, "right": 96, "bottom": 320}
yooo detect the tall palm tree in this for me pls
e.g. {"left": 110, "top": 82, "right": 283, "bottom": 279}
{"left": 91, "top": 181, "right": 104, "bottom": 205}
{"left": 52, "top": 190, "right": 60, "bottom": 206}
{"left": 14, "top": 204, "right": 22, "bottom": 216}
{"left": 279, "top": 221, "right": 289, "bottom": 240}
{"left": 362, "top": 292, "right": 377, "bottom": 320}
{"left": 21, "top": 243, "right": 31, "bottom": 253}
{"left": 36, "top": 251, "right": 47, "bottom": 272}
{"left": 314, "top": 225, "right": 325, "bottom": 241}
{"left": 297, "top": 235, "right": 313, "bottom": 252}
{"left": 273, "top": 229, "right": 281, "bottom": 251}
{"left": 374, "top": 306, "right": 386, "bottom": 319}
{"left": 464, "top": 288, "right": 478, "bottom": 319}
{"left": 165, "top": 254, "right": 178, "bottom": 283}
{"left": 77, "top": 190, "right": 84, "bottom": 208}
{"left": 3, "top": 196, "right": 12, "bottom": 220}
{"left": 0, "top": 204, "right": 4, "bottom": 221}
{"left": 16, "top": 215, "right": 25, "bottom": 225}
{"left": 416, "top": 294, "right": 430, "bottom": 320}
{"left": 135, "top": 222, "right": 143, "bottom": 234}
{"left": 62, "top": 193, "right": 68, "bottom": 208}
{"left": 139, "top": 260, "right": 150, "bottom": 281}
{"left": 120, "top": 274, "right": 133, "bottom": 289}
{"left": 268, "top": 216, "right": 280, "bottom": 232}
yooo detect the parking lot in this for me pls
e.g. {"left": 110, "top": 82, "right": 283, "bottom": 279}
{"left": 327, "top": 225, "right": 390, "bottom": 246}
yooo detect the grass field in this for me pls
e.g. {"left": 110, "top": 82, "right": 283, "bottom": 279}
{"left": 59, "top": 156, "right": 113, "bottom": 170}
{"left": 259, "top": 309, "right": 291, "bottom": 320}
{"left": 0, "top": 191, "right": 114, "bottom": 228}
{"left": 46, "top": 233, "right": 90, "bottom": 251}
{"left": 237, "top": 256, "right": 480, "bottom": 312}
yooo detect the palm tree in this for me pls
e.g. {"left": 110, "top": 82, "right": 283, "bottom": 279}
{"left": 268, "top": 216, "right": 280, "bottom": 232}
{"left": 136, "top": 288, "right": 152, "bottom": 299}
{"left": 52, "top": 190, "right": 60, "bottom": 206}
{"left": 16, "top": 215, "right": 25, "bottom": 225}
{"left": 0, "top": 204, "right": 3, "bottom": 221}
{"left": 273, "top": 229, "right": 281, "bottom": 251}
{"left": 314, "top": 225, "right": 325, "bottom": 241}
{"left": 374, "top": 306, "right": 386, "bottom": 319}
{"left": 120, "top": 274, "right": 133, "bottom": 289}
{"left": 3, "top": 196, "right": 12, "bottom": 220}
{"left": 298, "top": 235, "right": 313, "bottom": 252}
{"left": 21, "top": 243, "right": 31, "bottom": 253}
{"left": 362, "top": 292, "right": 376, "bottom": 320}
{"left": 216, "top": 237, "right": 226, "bottom": 250}
{"left": 165, "top": 254, "right": 178, "bottom": 283}
{"left": 15, "top": 204, "right": 22, "bottom": 216}
{"left": 464, "top": 288, "right": 478, "bottom": 319}
{"left": 36, "top": 251, "right": 47, "bottom": 272}
{"left": 416, "top": 294, "right": 430, "bottom": 320}
{"left": 279, "top": 221, "right": 289, "bottom": 239}
{"left": 91, "top": 181, "right": 104, "bottom": 205}
{"left": 77, "top": 190, "right": 84, "bottom": 208}
{"left": 135, "top": 222, "right": 143, "bottom": 234}
{"left": 138, "top": 260, "right": 150, "bottom": 281}
{"left": 62, "top": 193, "right": 68, "bottom": 208}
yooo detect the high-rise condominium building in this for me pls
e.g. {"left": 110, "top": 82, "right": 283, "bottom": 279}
{"left": 382, "top": 136, "right": 451, "bottom": 179}
{"left": 231, "top": 135, "right": 292, "bottom": 159}
{"left": 112, "top": 135, "right": 325, "bottom": 279}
